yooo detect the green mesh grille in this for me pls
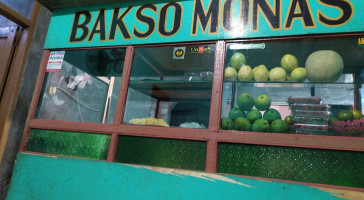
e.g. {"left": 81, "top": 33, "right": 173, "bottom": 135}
{"left": 217, "top": 143, "right": 364, "bottom": 188}
{"left": 27, "top": 129, "right": 110, "bottom": 160}
{"left": 116, "top": 136, "right": 206, "bottom": 171}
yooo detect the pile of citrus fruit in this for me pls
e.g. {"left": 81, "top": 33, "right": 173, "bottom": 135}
{"left": 224, "top": 52, "right": 308, "bottom": 83}
{"left": 221, "top": 93, "right": 290, "bottom": 133}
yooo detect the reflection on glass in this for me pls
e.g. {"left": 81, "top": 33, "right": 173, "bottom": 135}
{"left": 221, "top": 36, "right": 364, "bottom": 137}
{"left": 123, "top": 44, "right": 215, "bottom": 128}
{"left": 36, "top": 49, "right": 126, "bottom": 123}
{"left": 2, "top": 0, "right": 35, "bottom": 18}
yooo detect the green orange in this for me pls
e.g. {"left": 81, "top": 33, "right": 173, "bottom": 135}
{"left": 351, "top": 109, "right": 363, "bottom": 120}
{"left": 337, "top": 110, "right": 354, "bottom": 122}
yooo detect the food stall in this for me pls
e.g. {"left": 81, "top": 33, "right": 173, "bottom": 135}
{"left": 6, "top": 0, "right": 364, "bottom": 198}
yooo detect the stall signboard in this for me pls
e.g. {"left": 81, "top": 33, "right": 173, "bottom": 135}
{"left": 44, "top": 0, "right": 364, "bottom": 49}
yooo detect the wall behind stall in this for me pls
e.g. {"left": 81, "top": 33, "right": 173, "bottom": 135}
{"left": 0, "top": 6, "right": 52, "bottom": 198}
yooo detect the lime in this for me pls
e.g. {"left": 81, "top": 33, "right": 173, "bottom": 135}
{"left": 284, "top": 116, "right": 294, "bottom": 125}
{"left": 237, "top": 93, "right": 255, "bottom": 111}
{"left": 263, "top": 109, "right": 281, "bottom": 123}
{"left": 228, "top": 107, "right": 245, "bottom": 120}
{"left": 234, "top": 117, "right": 251, "bottom": 131}
{"left": 252, "top": 119, "right": 270, "bottom": 132}
{"left": 337, "top": 110, "right": 354, "bottom": 122}
{"left": 271, "top": 119, "right": 290, "bottom": 133}
{"left": 254, "top": 94, "right": 271, "bottom": 111}
{"left": 221, "top": 117, "right": 235, "bottom": 130}
{"left": 246, "top": 109, "right": 262, "bottom": 123}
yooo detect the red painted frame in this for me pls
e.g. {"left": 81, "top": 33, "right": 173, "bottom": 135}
{"left": 20, "top": 34, "right": 364, "bottom": 191}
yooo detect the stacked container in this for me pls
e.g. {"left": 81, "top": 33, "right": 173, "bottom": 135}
{"left": 288, "top": 97, "right": 331, "bottom": 135}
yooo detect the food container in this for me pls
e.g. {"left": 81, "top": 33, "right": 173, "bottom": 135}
{"left": 294, "top": 130, "right": 332, "bottom": 135}
{"left": 292, "top": 110, "right": 331, "bottom": 118}
{"left": 292, "top": 116, "right": 329, "bottom": 125}
{"left": 288, "top": 97, "right": 322, "bottom": 105}
{"left": 331, "top": 119, "right": 364, "bottom": 137}
{"left": 199, "top": 71, "right": 213, "bottom": 80}
{"left": 291, "top": 103, "right": 330, "bottom": 111}
{"left": 293, "top": 123, "right": 329, "bottom": 133}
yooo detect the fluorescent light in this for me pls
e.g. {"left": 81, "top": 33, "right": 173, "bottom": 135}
{"left": 229, "top": 43, "right": 265, "bottom": 50}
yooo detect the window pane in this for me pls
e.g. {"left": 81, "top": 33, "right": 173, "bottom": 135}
{"left": 27, "top": 129, "right": 110, "bottom": 160}
{"left": 221, "top": 36, "right": 364, "bottom": 137}
{"left": 35, "top": 49, "right": 126, "bottom": 123}
{"left": 1, "top": 0, "right": 35, "bottom": 18}
{"left": 0, "top": 15, "right": 17, "bottom": 29}
{"left": 123, "top": 44, "right": 215, "bottom": 129}
{"left": 218, "top": 143, "right": 364, "bottom": 188}
{"left": 116, "top": 136, "right": 206, "bottom": 171}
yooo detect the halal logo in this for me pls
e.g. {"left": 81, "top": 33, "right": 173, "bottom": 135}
{"left": 175, "top": 49, "right": 184, "bottom": 58}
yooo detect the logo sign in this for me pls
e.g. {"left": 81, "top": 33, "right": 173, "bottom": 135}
{"left": 358, "top": 37, "right": 364, "bottom": 47}
{"left": 190, "top": 46, "right": 213, "bottom": 54}
{"left": 46, "top": 51, "right": 65, "bottom": 72}
{"left": 44, "top": 0, "right": 364, "bottom": 49}
{"left": 173, "top": 47, "right": 185, "bottom": 59}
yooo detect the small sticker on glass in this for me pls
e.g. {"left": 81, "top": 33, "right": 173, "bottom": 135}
{"left": 46, "top": 51, "right": 65, "bottom": 72}
{"left": 173, "top": 47, "right": 185, "bottom": 59}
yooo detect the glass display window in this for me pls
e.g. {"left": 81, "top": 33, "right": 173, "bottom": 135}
{"left": 123, "top": 44, "right": 215, "bottom": 129}
{"left": 221, "top": 36, "right": 363, "bottom": 137}
{"left": 35, "top": 48, "right": 126, "bottom": 123}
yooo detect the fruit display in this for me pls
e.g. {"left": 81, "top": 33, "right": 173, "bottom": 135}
{"left": 224, "top": 50, "right": 346, "bottom": 84}
{"left": 222, "top": 47, "right": 360, "bottom": 137}
{"left": 221, "top": 93, "right": 290, "bottom": 134}
{"left": 305, "top": 50, "right": 344, "bottom": 83}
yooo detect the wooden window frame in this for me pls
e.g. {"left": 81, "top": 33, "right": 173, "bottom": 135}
{"left": 0, "top": 1, "right": 41, "bottom": 164}
{"left": 20, "top": 33, "right": 364, "bottom": 192}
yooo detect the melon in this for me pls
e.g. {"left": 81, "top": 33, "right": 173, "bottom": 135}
{"left": 305, "top": 50, "right": 344, "bottom": 83}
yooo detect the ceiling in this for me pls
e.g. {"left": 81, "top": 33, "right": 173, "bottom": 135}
{"left": 36, "top": 0, "right": 134, "bottom": 10}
